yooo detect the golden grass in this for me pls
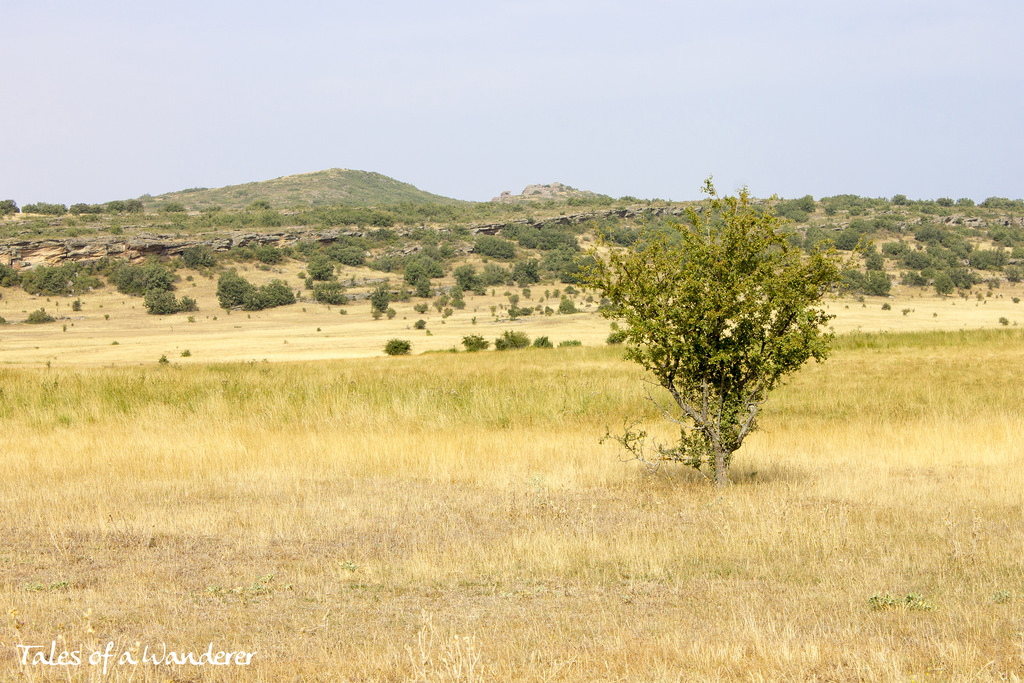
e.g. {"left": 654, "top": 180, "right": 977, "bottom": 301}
{"left": 2, "top": 328, "right": 1024, "bottom": 681}
{"left": 1, "top": 261, "right": 1022, "bottom": 368}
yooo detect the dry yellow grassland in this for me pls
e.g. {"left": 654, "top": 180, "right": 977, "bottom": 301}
{"left": 0, "top": 260, "right": 1021, "bottom": 367}
{"left": 1, "top": 289, "right": 1023, "bottom": 683}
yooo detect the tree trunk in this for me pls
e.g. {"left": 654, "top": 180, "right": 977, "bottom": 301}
{"left": 714, "top": 446, "right": 730, "bottom": 488}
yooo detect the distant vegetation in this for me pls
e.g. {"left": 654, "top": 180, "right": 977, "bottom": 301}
{"left": 3, "top": 170, "right": 1023, "bottom": 308}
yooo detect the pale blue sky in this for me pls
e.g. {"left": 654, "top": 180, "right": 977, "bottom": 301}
{"left": 2, "top": 0, "right": 1022, "bottom": 205}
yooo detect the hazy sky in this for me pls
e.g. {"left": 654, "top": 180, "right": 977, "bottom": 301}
{"left": 3, "top": 0, "right": 1022, "bottom": 205}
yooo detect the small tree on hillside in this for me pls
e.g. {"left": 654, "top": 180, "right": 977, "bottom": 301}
{"left": 584, "top": 179, "right": 846, "bottom": 487}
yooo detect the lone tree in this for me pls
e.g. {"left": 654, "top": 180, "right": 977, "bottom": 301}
{"left": 585, "top": 179, "right": 845, "bottom": 486}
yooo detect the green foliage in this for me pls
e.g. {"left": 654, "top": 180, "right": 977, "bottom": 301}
{"left": 257, "top": 280, "right": 296, "bottom": 308}
{"left": 0, "top": 264, "right": 22, "bottom": 287}
{"left": 461, "top": 334, "right": 489, "bottom": 351}
{"left": 479, "top": 263, "right": 510, "bottom": 286}
{"left": 0, "top": 199, "right": 19, "bottom": 215}
{"left": 369, "top": 284, "right": 391, "bottom": 314}
{"left": 558, "top": 297, "right": 577, "bottom": 314}
{"left": 26, "top": 308, "right": 56, "bottom": 324}
{"left": 217, "top": 270, "right": 256, "bottom": 309}
{"left": 557, "top": 340, "right": 582, "bottom": 347}
{"left": 532, "top": 336, "right": 553, "bottom": 348}
{"left": 312, "top": 281, "right": 348, "bottom": 305}
{"left": 109, "top": 261, "right": 174, "bottom": 296}
{"left": 306, "top": 254, "right": 334, "bottom": 281}
{"left": 494, "top": 330, "right": 530, "bottom": 350}
{"left": 511, "top": 259, "right": 540, "bottom": 285}
{"left": 933, "top": 271, "right": 955, "bottom": 295}
{"left": 606, "top": 329, "right": 628, "bottom": 345}
{"left": 22, "top": 202, "right": 67, "bottom": 215}
{"left": 414, "top": 319, "right": 427, "bottom": 330}
{"left": 453, "top": 264, "right": 479, "bottom": 291}
{"left": 21, "top": 263, "right": 102, "bottom": 296}
{"left": 383, "top": 339, "right": 412, "bottom": 356}
{"left": 404, "top": 256, "right": 443, "bottom": 285}
{"left": 585, "top": 180, "right": 845, "bottom": 486}
{"left": 181, "top": 245, "right": 217, "bottom": 269}
{"left": 474, "top": 235, "right": 516, "bottom": 260}
{"left": 326, "top": 243, "right": 366, "bottom": 266}
{"left": 254, "top": 244, "right": 283, "bottom": 265}
{"left": 143, "top": 291, "right": 198, "bottom": 315}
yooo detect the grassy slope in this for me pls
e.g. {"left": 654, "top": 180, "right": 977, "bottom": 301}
{"left": 2, "top": 332, "right": 1023, "bottom": 680}
{"left": 145, "top": 168, "right": 465, "bottom": 211}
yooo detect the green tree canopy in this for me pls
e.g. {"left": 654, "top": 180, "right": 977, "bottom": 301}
{"left": 585, "top": 179, "right": 846, "bottom": 486}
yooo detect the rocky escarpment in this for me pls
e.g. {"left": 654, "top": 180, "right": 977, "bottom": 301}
{"left": 0, "top": 206, "right": 685, "bottom": 269}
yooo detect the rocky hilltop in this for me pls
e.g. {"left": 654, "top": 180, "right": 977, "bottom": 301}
{"left": 491, "top": 182, "right": 606, "bottom": 204}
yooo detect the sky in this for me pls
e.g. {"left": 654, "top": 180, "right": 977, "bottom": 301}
{"left": 2, "top": 0, "right": 1022, "bottom": 205}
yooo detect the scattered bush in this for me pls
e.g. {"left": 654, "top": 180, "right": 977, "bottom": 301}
{"left": 474, "top": 235, "right": 516, "bottom": 260}
{"left": 384, "top": 339, "right": 412, "bottom": 356}
{"left": 312, "top": 281, "right": 349, "bottom": 305}
{"left": 532, "top": 336, "right": 553, "bottom": 348}
{"left": 462, "top": 335, "right": 489, "bottom": 352}
{"left": 494, "top": 330, "right": 530, "bottom": 350}
{"left": 557, "top": 340, "right": 582, "bottom": 347}
{"left": 181, "top": 245, "right": 217, "bottom": 268}
{"left": 606, "top": 329, "right": 628, "bottom": 344}
{"left": 26, "top": 308, "right": 56, "bottom": 324}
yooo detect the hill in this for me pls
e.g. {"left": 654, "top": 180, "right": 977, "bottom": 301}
{"left": 142, "top": 168, "right": 464, "bottom": 211}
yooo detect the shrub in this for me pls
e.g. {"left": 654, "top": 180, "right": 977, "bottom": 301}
{"left": 144, "top": 291, "right": 181, "bottom": 315}
{"left": 414, "top": 319, "right": 427, "bottom": 330}
{"left": 532, "top": 336, "right": 553, "bottom": 348}
{"left": 558, "top": 297, "right": 577, "bottom": 314}
{"left": 606, "top": 329, "right": 628, "bottom": 344}
{"left": 109, "top": 261, "right": 175, "bottom": 296}
{"left": 384, "top": 339, "right": 412, "bottom": 356}
{"left": 369, "top": 284, "right": 391, "bottom": 314}
{"left": 307, "top": 254, "right": 334, "bottom": 281}
{"left": 256, "top": 279, "right": 296, "bottom": 308}
{"left": 999, "top": 317, "right": 1010, "bottom": 326}
{"left": 312, "top": 281, "right": 349, "bottom": 305}
{"left": 0, "top": 264, "right": 21, "bottom": 287}
{"left": 181, "top": 245, "right": 217, "bottom": 268}
{"left": 217, "top": 270, "right": 257, "bottom": 309}
{"left": 494, "top": 330, "right": 530, "bottom": 350}
{"left": 474, "top": 235, "right": 516, "bottom": 260}
{"left": 26, "top": 308, "right": 56, "bottom": 324}
{"left": 462, "top": 335, "right": 489, "bottom": 352}
{"left": 557, "top": 340, "right": 582, "bottom": 347}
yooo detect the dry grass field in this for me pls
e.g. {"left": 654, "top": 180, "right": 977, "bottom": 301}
{"left": 2, "top": 268, "right": 1024, "bottom": 681}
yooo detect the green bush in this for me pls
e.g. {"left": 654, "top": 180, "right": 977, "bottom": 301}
{"left": 558, "top": 297, "right": 577, "bottom": 314}
{"left": 181, "top": 245, "right": 217, "bottom": 269}
{"left": 144, "top": 291, "right": 180, "bottom": 315}
{"left": 462, "top": 335, "right": 489, "bottom": 352}
{"left": 217, "top": 270, "right": 256, "bottom": 309}
{"left": 25, "top": 308, "right": 56, "bottom": 324}
{"left": 369, "top": 284, "right": 390, "bottom": 314}
{"left": 384, "top": 339, "right": 412, "bottom": 356}
{"left": 307, "top": 254, "right": 334, "bottom": 281}
{"left": 557, "top": 340, "right": 582, "bottom": 347}
{"left": 312, "top": 281, "right": 348, "bottom": 305}
{"left": 109, "top": 261, "right": 175, "bottom": 296}
{"left": 414, "top": 319, "right": 427, "bottom": 330}
{"left": 606, "top": 329, "right": 628, "bottom": 344}
{"left": 532, "top": 336, "right": 553, "bottom": 348}
{"left": 474, "top": 235, "right": 516, "bottom": 260}
{"left": 494, "top": 330, "right": 530, "bottom": 350}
